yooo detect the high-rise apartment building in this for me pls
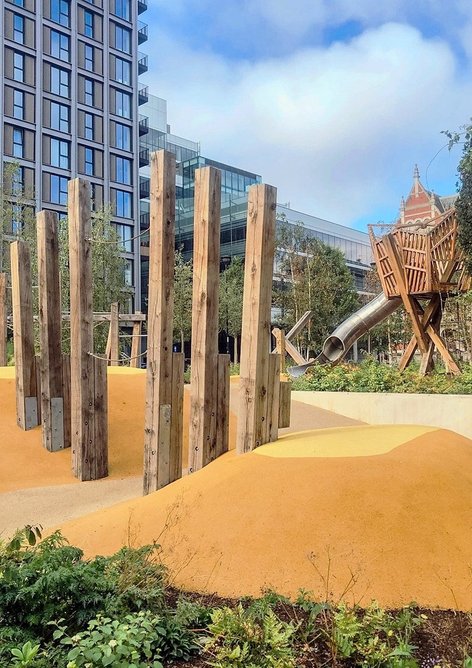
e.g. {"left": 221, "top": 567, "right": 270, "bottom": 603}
{"left": 1, "top": 0, "right": 148, "bottom": 308}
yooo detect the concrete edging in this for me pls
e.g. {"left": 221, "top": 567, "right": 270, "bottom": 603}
{"left": 292, "top": 390, "right": 472, "bottom": 440}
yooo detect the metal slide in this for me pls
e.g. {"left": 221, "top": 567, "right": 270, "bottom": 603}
{"left": 288, "top": 293, "right": 402, "bottom": 378}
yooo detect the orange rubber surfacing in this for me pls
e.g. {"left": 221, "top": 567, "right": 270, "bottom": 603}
{"left": 58, "top": 426, "right": 472, "bottom": 610}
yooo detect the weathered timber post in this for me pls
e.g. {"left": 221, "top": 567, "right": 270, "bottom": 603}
{"left": 189, "top": 166, "right": 230, "bottom": 471}
{"left": 0, "top": 273, "right": 7, "bottom": 366}
{"left": 68, "top": 178, "right": 108, "bottom": 480}
{"left": 10, "top": 240, "right": 40, "bottom": 430}
{"left": 237, "top": 184, "right": 277, "bottom": 453}
{"left": 37, "top": 211, "right": 70, "bottom": 451}
{"left": 143, "top": 150, "right": 184, "bottom": 494}
{"left": 130, "top": 314, "right": 142, "bottom": 368}
{"left": 106, "top": 302, "right": 120, "bottom": 366}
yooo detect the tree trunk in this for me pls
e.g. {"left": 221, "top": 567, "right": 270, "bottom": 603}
{"left": 180, "top": 329, "right": 184, "bottom": 354}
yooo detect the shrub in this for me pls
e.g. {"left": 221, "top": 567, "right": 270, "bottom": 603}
{"left": 331, "top": 602, "right": 421, "bottom": 667}
{"left": 205, "top": 602, "right": 296, "bottom": 668}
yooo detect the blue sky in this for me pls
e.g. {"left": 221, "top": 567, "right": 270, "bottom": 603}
{"left": 143, "top": 0, "right": 472, "bottom": 231}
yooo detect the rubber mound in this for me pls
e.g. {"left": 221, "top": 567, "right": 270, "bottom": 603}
{"left": 58, "top": 425, "right": 472, "bottom": 610}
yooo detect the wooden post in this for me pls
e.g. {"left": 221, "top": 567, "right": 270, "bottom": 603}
{"left": 189, "top": 166, "right": 222, "bottom": 471}
{"left": 10, "top": 241, "right": 39, "bottom": 430}
{"left": 130, "top": 316, "right": 141, "bottom": 368}
{"left": 237, "top": 183, "right": 277, "bottom": 453}
{"left": 272, "top": 328, "right": 286, "bottom": 373}
{"left": 170, "top": 351, "right": 184, "bottom": 483}
{"left": 37, "top": 211, "right": 69, "bottom": 451}
{"left": 108, "top": 302, "right": 119, "bottom": 366}
{"left": 279, "top": 378, "right": 292, "bottom": 428}
{"left": 265, "top": 353, "right": 281, "bottom": 442}
{"left": 143, "top": 150, "right": 178, "bottom": 494}
{"left": 216, "top": 353, "right": 230, "bottom": 457}
{"left": 68, "top": 178, "right": 108, "bottom": 481}
{"left": 0, "top": 272, "right": 7, "bottom": 366}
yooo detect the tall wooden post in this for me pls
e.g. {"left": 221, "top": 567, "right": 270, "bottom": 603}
{"left": 0, "top": 272, "right": 7, "bottom": 366}
{"left": 237, "top": 184, "right": 277, "bottom": 453}
{"left": 37, "top": 211, "right": 69, "bottom": 451}
{"left": 68, "top": 179, "right": 108, "bottom": 480}
{"left": 143, "top": 150, "right": 183, "bottom": 494}
{"left": 10, "top": 241, "right": 40, "bottom": 430}
{"left": 189, "top": 166, "right": 229, "bottom": 472}
{"left": 130, "top": 315, "right": 142, "bottom": 368}
{"left": 106, "top": 302, "right": 120, "bottom": 366}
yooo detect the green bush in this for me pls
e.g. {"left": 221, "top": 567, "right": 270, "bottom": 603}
{"left": 331, "top": 602, "right": 421, "bottom": 667}
{"left": 205, "top": 602, "right": 296, "bottom": 668}
{"left": 292, "top": 359, "right": 472, "bottom": 394}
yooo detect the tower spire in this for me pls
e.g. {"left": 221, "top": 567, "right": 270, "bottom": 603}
{"left": 414, "top": 164, "right": 420, "bottom": 196}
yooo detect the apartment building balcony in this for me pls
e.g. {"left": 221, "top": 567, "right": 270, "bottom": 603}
{"left": 138, "top": 21, "right": 148, "bottom": 44}
{"left": 139, "top": 115, "right": 149, "bottom": 136}
{"left": 138, "top": 86, "right": 149, "bottom": 106}
{"left": 139, "top": 148, "right": 150, "bottom": 167}
{"left": 137, "top": 0, "right": 147, "bottom": 14}
{"left": 140, "top": 211, "right": 150, "bottom": 228}
{"left": 140, "top": 176, "right": 150, "bottom": 199}
{"left": 138, "top": 52, "right": 148, "bottom": 75}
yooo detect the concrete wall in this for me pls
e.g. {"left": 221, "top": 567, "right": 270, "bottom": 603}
{"left": 292, "top": 391, "right": 472, "bottom": 440}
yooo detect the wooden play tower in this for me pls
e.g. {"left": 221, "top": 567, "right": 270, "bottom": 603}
{"left": 369, "top": 207, "right": 470, "bottom": 375}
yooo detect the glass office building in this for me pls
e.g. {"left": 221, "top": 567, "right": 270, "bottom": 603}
{"left": 0, "top": 0, "right": 148, "bottom": 308}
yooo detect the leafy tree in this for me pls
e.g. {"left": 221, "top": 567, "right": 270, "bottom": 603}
{"left": 444, "top": 120, "right": 472, "bottom": 271}
{"left": 274, "top": 219, "right": 359, "bottom": 357}
{"left": 219, "top": 256, "right": 244, "bottom": 361}
{"left": 173, "top": 250, "right": 193, "bottom": 351}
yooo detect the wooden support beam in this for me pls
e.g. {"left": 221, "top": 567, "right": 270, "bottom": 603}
{"left": 0, "top": 273, "right": 7, "bottom": 366}
{"left": 143, "top": 150, "right": 177, "bottom": 494}
{"left": 130, "top": 317, "right": 141, "bottom": 368}
{"left": 216, "top": 353, "right": 230, "bottom": 457}
{"left": 37, "top": 210, "right": 68, "bottom": 451}
{"left": 272, "top": 328, "right": 286, "bottom": 373}
{"left": 10, "top": 240, "right": 39, "bottom": 430}
{"left": 265, "top": 353, "right": 280, "bottom": 442}
{"left": 383, "top": 234, "right": 429, "bottom": 354}
{"left": 279, "top": 378, "right": 292, "bottom": 428}
{"left": 237, "top": 183, "right": 277, "bottom": 453}
{"left": 170, "top": 352, "right": 184, "bottom": 483}
{"left": 399, "top": 296, "right": 441, "bottom": 372}
{"left": 284, "top": 338, "right": 306, "bottom": 365}
{"left": 189, "top": 166, "right": 222, "bottom": 471}
{"left": 108, "top": 302, "right": 120, "bottom": 366}
{"left": 62, "top": 354, "right": 71, "bottom": 452}
{"left": 286, "top": 310, "right": 312, "bottom": 341}
{"left": 69, "top": 178, "right": 108, "bottom": 481}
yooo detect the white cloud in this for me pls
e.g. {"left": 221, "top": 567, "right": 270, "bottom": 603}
{"left": 144, "top": 22, "right": 471, "bottom": 226}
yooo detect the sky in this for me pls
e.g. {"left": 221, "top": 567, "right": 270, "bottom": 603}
{"left": 143, "top": 0, "right": 472, "bottom": 231}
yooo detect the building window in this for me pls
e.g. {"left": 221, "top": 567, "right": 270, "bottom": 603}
{"left": 114, "top": 189, "right": 132, "bottom": 218}
{"left": 50, "top": 0, "right": 69, "bottom": 26}
{"left": 50, "top": 66, "right": 70, "bottom": 97}
{"left": 113, "top": 0, "right": 130, "bottom": 20}
{"left": 50, "top": 174, "right": 68, "bottom": 204}
{"left": 124, "top": 259, "right": 133, "bottom": 286}
{"left": 11, "top": 166, "right": 24, "bottom": 195}
{"left": 114, "top": 56, "right": 131, "bottom": 85}
{"left": 13, "top": 14, "right": 24, "bottom": 43}
{"left": 50, "top": 30, "right": 70, "bottom": 61}
{"left": 84, "top": 78, "right": 94, "bottom": 105}
{"left": 13, "top": 128, "right": 24, "bottom": 158}
{"left": 115, "top": 156, "right": 132, "bottom": 184}
{"left": 51, "top": 102, "right": 70, "bottom": 132}
{"left": 84, "top": 44, "right": 94, "bottom": 70}
{"left": 51, "top": 138, "right": 70, "bottom": 168}
{"left": 114, "top": 122, "right": 131, "bottom": 150}
{"left": 84, "top": 147, "right": 94, "bottom": 175}
{"left": 115, "top": 223, "right": 132, "bottom": 252}
{"left": 12, "top": 204, "right": 23, "bottom": 234}
{"left": 13, "top": 0, "right": 25, "bottom": 6}
{"left": 115, "top": 90, "right": 131, "bottom": 118}
{"left": 115, "top": 25, "right": 131, "bottom": 53}
{"left": 13, "top": 52, "right": 24, "bottom": 81}
{"left": 84, "top": 10, "right": 94, "bottom": 38}
{"left": 84, "top": 112, "right": 94, "bottom": 140}
{"left": 13, "top": 90, "right": 24, "bottom": 120}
